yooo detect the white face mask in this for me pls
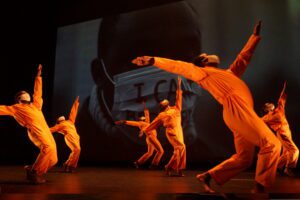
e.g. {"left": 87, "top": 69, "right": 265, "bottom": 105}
{"left": 89, "top": 66, "right": 200, "bottom": 145}
{"left": 111, "top": 66, "right": 202, "bottom": 116}
{"left": 89, "top": 63, "right": 202, "bottom": 145}
{"left": 57, "top": 116, "right": 66, "bottom": 123}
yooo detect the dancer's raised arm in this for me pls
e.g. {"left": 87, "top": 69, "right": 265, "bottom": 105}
{"left": 33, "top": 64, "right": 43, "bottom": 110}
{"left": 228, "top": 20, "right": 262, "bottom": 77}
{"left": 69, "top": 96, "right": 80, "bottom": 123}
{"left": 132, "top": 56, "right": 207, "bottom": 82}
{"left": 175, "top": 76, "right": 183, "bottom": 111}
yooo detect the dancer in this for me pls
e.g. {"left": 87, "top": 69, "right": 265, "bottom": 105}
{"left": 0, "top": 64, "right": 57, "bottom": 184}
{"left": 143, "top": 76, "right": 186, "bottom": 177}
{"left": 50, "top": 96, "right": 81, "bottom": 173}
{"left": 115, "top": 102, "right": 164, "bottom": 169}
{"left": 262, "top": 81, "right": 299, "bottom": 177}
{"left": 132, "top": 21, "right": 281, "bottom": 193}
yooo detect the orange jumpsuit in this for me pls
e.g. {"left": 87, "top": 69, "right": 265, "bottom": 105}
{"left": 262, "top": 87, "right": 299, "bottom": 169}
{"left": 124, "top": 108, "right": 164, "bottom": 166}
{"left": 149, "top": 34, "right": 281, "bottom": 187}
{"left": 50, "top": 98, "right": 81, "bottom": 168}
{"left": 145, "top": 81, "right": 186, "bottom": 171}
{"left": 0, "top": 75, "right": 57, "bottom": 175}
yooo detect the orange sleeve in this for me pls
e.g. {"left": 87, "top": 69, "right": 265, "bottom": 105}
{"left": 69, "top": 98, "right": 80, "bottom": 123}
{"left": 0, "top": 105, "right": 15, "bottom": 116}
{"left": 153, "top": 57, "right": 207, "bottom": 83}
{"left": 175, "top": 80, "right": 182, "bottom": 111}
{"left": 124, "top": 121, "right": 142, "bottom": 128}
{"left": 144, "top": 114, "right": 163, "bottom": 133}
{"left": 261, "top": 115, "right": 269, "bottom": 123}
{"left": 50, "top": 123, "right": 64, "bottom": 133}
{"left": 144, "top": 108, "right": 150, "bottom": 123}
{"left": 33, "top": 76, "right": 43, "bottom": 110}
{"left": 229, "top": 34, "right": 261, "bottom": 77}
{"left": 277, "top": 86, "right": 287, "bottom": 113}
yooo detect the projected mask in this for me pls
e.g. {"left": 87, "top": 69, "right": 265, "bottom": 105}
{"left": 88, "top": 1, "right": 202, "bottom": 146}
{"left": 113, "top": 66, "right": 202, "bottom": 144}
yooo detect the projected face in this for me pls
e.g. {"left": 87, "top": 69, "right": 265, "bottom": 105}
{"left": 89, "top": 1, "right": 202, "bottom": 145}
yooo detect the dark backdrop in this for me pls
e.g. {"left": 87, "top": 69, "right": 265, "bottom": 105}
{"left": 0, "top": 0, "right": 183, "bottom": 165}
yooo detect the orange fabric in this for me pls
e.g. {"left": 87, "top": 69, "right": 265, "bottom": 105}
{"left": 276, "top": 128, "right": 299, "bottom": 169}
{"left": 145, "top": 80, "right": 186, "bottom": 171}
{"left": 0, "top": 76, "right": 57, "bottom": 175}
{"left": 262, "top": 87, "right": 299, "bottom": 169}
{"left": 50, "top": 98, "right": 81, "bottom": 168}
{"left": 150, "top": 34, "right": 281, "bottom": 187}
{"left": 124, "top": 108, "right": 164, "bottom": 166}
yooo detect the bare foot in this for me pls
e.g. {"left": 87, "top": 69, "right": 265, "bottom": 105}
{"left": 284, "top": 167, "right": 295, "bottom": 177}
{"left": 196, "top": 173, "right": 215, "bottom": 193}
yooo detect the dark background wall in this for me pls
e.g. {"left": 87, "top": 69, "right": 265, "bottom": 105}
{"left": 0, "top": 0, "right": 182, "bottom": 165}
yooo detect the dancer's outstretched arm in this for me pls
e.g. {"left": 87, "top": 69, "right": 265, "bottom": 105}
{"left": 115, "top": 120, "right": 144, "bottom": 137}
{"left": 50, "top": 124, "right": 64, "bottom": 133}
{"left": 33, "top": 64, "right": 43, "bottom": 110}
{"left": 69, "top": 96, "right": 80, "bottom": 124}
{"left": 228, "top": 20, "right": 262, "bottom": 77}
{"left": 0, "top": 105, "right": 14, "bottom": 116}
{"left": 144, "top": 114, "right": 163, "bottom": 133}
{"left": 115, "top": 120, "right": 141, "bottom": 127}
{"left": 175, "top": 76, "right": 183, "bottom": 111}
{"left": 132, "top": 56, "right": 207, "bottom": 83}
{"left": 277, "top": 81, "right": 287, "bottom": 112}
{"left": 142, "top": 101, "right": 150, "bottom": 124}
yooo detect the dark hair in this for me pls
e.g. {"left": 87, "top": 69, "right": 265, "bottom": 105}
{"left": 193, "top": 55, "right": 206, "bottom": 67}
{"left": 193, "top": 55, "right": 219, "bottom": 67}
{"left": 14, "top": 91, "right": 28, "bottom": 103}
{"left": 159, "top": 104, "right": 169, "bottom": 112}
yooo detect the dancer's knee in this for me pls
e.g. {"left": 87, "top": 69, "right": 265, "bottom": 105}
{"left": 234, "top": 153, "right": 253, "bottom": 168}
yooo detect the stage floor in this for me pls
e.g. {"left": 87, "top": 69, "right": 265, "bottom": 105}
{"left": 1, "top": 166, "right": 300, "bottom": 200}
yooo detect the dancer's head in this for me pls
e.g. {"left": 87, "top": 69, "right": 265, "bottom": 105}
{"left": 263, "top": 103, "right": 275, "bottom": 113}
{"left": 15, "top": 91, "right": 31, "bottom": 103}
{"left": 139, "top": 116, "right": 146, "bottom": 122}
{"left": 193, "top": 53, "right": 220, "bottom": 67}
{"left": 57, "top": 116, "right": 66, "bottom": 123}
{"left": 159, "top": 99, "right": 170, "bottom": 111}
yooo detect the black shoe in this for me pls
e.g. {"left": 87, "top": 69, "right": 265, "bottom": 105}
{"left": 133, "top": 161, "right": 140, "bottom": 169}
{"left": 251, "top": 182, "right": 267, "bottom": 193}
{"left": 177, "top": 169, "right": 185, "bottom": 177}
{"left": 24, "top": 165, "right": 32, "bottom": 180}
{"left": 149, "top": 165, "right": 159, "bottom": 170}
{"left": 63, "top": 164, "right": 76, "bottom": 173}
{"left": 164, "top": 166, "right": 172, "bottom": 176}
{"left": 284, "top": 168, "right": 296, "bottom": 177}
{"left": 277, "top": 168, "right": 285, "bottom": 175}
{"left": 27, "top": 170, "right": 46, "bottom": 184}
